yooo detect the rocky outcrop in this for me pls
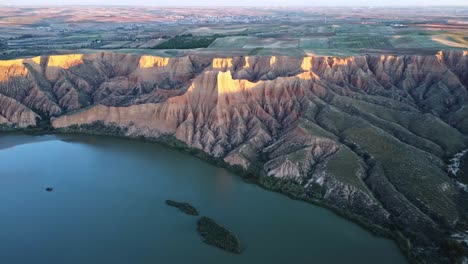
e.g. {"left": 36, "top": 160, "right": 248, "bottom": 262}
{"left": 0, "top": 94, "right": 38, "bottom": 127}
{"left": 1, "top": 50, "right": 468, "bottom": 262}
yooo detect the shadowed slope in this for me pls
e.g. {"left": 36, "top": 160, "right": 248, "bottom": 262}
{"left": 1, "top": 50, "right": 468, "bottom": 263}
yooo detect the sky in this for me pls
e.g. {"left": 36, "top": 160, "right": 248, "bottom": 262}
{"left": 1, "top": 0, "right": 467, "bottom": 6}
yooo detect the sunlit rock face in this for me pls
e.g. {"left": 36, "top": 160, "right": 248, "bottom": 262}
{"left": 1, "top": 50, "right": 468, "bottom": 262}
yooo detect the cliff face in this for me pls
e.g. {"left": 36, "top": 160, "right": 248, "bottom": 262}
{"left": 1, "top": 51, "right": 468, "bottom": 262}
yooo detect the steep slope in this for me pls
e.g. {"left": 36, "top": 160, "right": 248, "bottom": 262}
{"left": 1, "top": 51, "right": 468, "bottom": 263}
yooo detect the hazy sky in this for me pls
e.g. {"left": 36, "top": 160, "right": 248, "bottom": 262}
{"left": 2, "top": 0, "right": 467, "bottom": 6}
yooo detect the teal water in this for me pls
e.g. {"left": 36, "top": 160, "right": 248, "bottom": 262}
{"left": 0, "top": 134, "right": 407, "bottom": 264}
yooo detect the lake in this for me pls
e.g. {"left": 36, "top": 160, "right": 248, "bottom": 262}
{"left": 0, "top": 133, "right": 407, "bottom": 264}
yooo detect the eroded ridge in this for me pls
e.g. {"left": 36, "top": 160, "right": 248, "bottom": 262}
{"left": 1, "top": 50, "right": 468, "bottom": 263}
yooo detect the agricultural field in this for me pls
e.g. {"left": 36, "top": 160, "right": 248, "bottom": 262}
{"left": 183, "top": 26, "right": 248, "bottom": 36}
{"left": 299, "top": 37, "right": 329, "bottom": 49}
{"left": 243, "top": 38, "right": 300, "bottom": 49}
{"left": 0, "top": 6, "right": 466, "bottom": 59}
{"left": 329, "top": 35, "right": 393, "bottom": 49}
{"left": 208, "top": 36, "right": 254, "bottom": 48}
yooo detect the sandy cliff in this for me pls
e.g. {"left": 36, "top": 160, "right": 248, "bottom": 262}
{"left": 1, "top": 51, "right": 468, "bottom": 262}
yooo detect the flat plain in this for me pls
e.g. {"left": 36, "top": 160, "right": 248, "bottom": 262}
{"left": 0, "top": 6, "right": 467, "bottom": 59}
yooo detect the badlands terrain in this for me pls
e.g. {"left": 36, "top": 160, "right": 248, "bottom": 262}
{"left": 0, "top": 5, "right": 468, "bottom": 264}
{"left": 0, "top": 50, "right": 467, "bottom": 263}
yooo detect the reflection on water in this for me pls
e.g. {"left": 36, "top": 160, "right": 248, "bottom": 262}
{"left": 0, "top": 133, "right": 56, "bottom": 150}
{"left": 0, "top": 133, "right": 407, "bottom": 264}
{"left": 214, "top": 169, "right": 235, "bottom": 196}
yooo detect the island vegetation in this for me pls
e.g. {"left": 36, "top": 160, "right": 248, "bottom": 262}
{"left": 197, "top": 216, "right": 241, "bottom": 254}
{"left": 165, "top": 200, "right": 199, "bottom": 216}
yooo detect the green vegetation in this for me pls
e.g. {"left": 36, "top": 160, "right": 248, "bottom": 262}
{"left": 297, "top": 119, "right": 337, "bottom": 140}
{"left": 248, "top": 47, "right": 263, "bottom": 55}
{"left": 343, "top": 124, "right": 459, "bottom": 222}
{"left": 299, "top": 37, "right": 329, "bottom": 49}
{"left": 165, "top": 200, "right": 199, "bottom": 216}
{"left": 325, "top": 147, "right": 369, "bottom": 194}
{"left": 208, "top": 36, "right": 253, "bottom": 48}
{"left": 62, "top": 121, "right": 128, "bottom": 136}
{"left": 329, "top": 35, "right": 393, "bottom": 49}
{"left": 0, "top": 40, "right": 7, "bottom": 50}
{"left": 259, "top": 177, "right": 306, "bottom": 198}
{"left": 153, "top": 34, "right": 220, "bottom": 49}
{"left": 197, "top": 216, "right": 241, "bottom": 254}
{"left": 0, "top": 123, "right": 13, "bottom": 131}
{"left": 0, "top": 6, "right": 466, "bottom": 60}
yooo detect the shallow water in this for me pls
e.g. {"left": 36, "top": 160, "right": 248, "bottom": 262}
{"left": 0, "top": 134, "right": 407, "bottom": 264}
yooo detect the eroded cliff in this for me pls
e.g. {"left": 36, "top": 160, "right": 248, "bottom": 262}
{"left": 1, "top": 51, "right": 468, "bottom": 263}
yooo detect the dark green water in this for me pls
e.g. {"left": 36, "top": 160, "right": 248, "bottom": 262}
{"left": 0, "top": 134, "right": 407, "bottom": 264}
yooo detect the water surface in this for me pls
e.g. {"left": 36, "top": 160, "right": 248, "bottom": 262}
{"left": 0, "top": 134, "right": 407, "bottom": 264}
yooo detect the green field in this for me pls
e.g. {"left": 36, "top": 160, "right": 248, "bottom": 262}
{"left": 209, "top": 36, "right": 253, "bottom": 48}
{"left": 1, "top": 7, "right": 467, "bottom": 59}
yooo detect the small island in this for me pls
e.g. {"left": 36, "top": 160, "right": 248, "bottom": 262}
{"left": 165, "top": 200, "right": 199, "bottom": 216}
{"left": 197, "top": 216, "right": 241, "bottom": 254}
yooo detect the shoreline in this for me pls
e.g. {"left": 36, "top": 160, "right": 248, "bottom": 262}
{"left": 0, "top": 125, "right": 412, "bottom": 263}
